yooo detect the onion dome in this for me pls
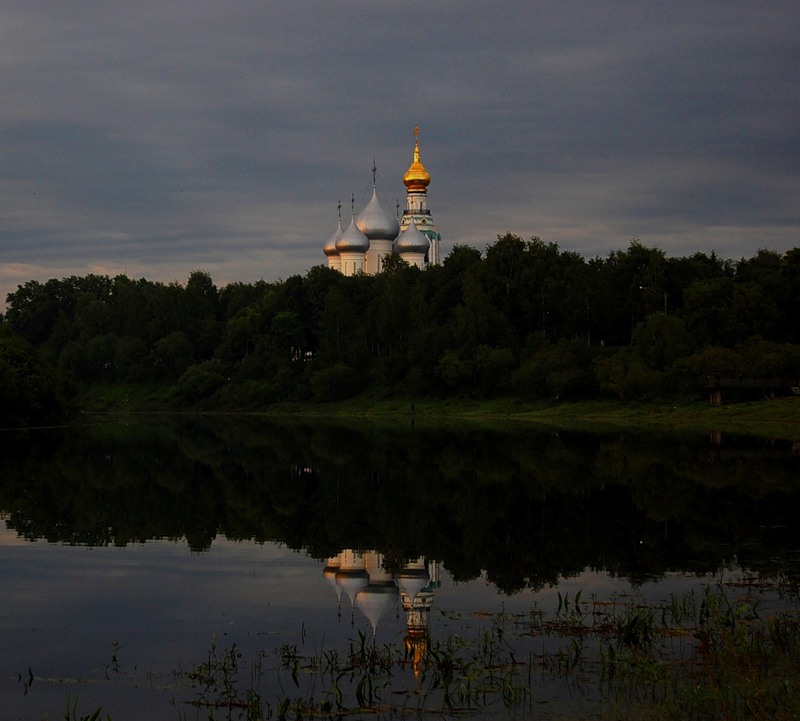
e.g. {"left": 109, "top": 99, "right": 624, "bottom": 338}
{"left": 336, "top": 550, "right": 369, "bottom": 609}
{"left": 323, "top": 555, "right": 342, "bottom": 590}
{"left": 357, "top": 183, "right": 400, "bottom": 240}
{"left": 336, "top": 214, "right": 370, "bottom": 254}
{"left": 356, "top": 583, "right": 399, "bottom": 634}
{"left": 394, "top": 559, "right": 430, "bottom": 603}
{"left": 337, "top": 571, "right": 369, "bottom": 607}
{"left": 323, "top": 218, "right": 343, "bottom": 257}
{"left": 394, "top": 220, "right": 430, "bottom": 255}
{"left": 402, "top": 126, "right": 431, "bottom": 192}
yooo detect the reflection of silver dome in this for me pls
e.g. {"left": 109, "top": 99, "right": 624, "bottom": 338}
{"left": 336, "top": 550, "right": 369, "bottom": 608}
{"left": 357, "top": 187, "right": 399, "bottom": 241}
{"left": 394, "top": 221, "right": 430, "bottom": 255}
{"left": 323, "top": 220, "right": 343, "bottom": 257}
{"left": 336, "top": 216, "right": 370, "bottom": 253}
{"left": 355, "top": 552, "right": 399, "bottom": 633}
{"left": 323, "top": 555, "right": 342, "bottom": 592}
{"left": 394, "top": 559, "right": 430, "bottom": 602}
{"left": 356, "top": 584, "right": 399, "bottom": 633}
{"left": 338, "top": 570, "right": 369, "bottom": 607}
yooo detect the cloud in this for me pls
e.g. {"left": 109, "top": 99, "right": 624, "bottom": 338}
{"left": 2, "top": 1, "right": 798, "bottom": 306}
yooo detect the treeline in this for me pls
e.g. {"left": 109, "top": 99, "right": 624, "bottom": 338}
{"left": 2, "top": 235, "right": 799, "bottom": 423}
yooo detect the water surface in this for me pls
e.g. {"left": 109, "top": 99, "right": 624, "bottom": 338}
{"left": 1, "top": 417, "right": 798, "bottom": 719}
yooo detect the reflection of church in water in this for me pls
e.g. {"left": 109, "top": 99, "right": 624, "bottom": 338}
{"left": 323, "top": 127, "right": 442, "bottom": 275}
{"left": 323, "top": 551, "right": 441, "bottom": 673}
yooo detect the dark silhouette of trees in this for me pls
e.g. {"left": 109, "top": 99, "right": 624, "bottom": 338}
{"left": 2, "top": 237, "right": 799, "bottom": 415}
{"left": 0, "top": 325, "right": 71, "bottom": 426}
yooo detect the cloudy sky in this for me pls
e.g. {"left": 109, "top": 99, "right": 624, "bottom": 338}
{"left": 1, "top": 1, "right": 798, "bottom": 304}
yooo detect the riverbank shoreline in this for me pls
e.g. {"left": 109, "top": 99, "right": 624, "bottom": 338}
{"left": 77, "top": 385, "right": 800, "bottom": 439}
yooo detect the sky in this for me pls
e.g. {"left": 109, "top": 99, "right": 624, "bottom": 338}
{"left": 1, "top": 1, "right": 798, "bottom": 305}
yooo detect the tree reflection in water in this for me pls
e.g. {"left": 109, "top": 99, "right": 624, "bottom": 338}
{"left": 1, "top": 416, "right": 798, "bottom": 588}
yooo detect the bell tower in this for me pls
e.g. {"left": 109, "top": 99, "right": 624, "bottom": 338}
{"left": 400, "top": 126, "right": 441, "bottom": 266}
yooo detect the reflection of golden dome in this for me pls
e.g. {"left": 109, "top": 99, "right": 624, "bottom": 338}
{"left": 404, "top": 630, "right": 428, "bottom": 678}
{"left": 402, "top": 126, "right": 431, "bottom": 191}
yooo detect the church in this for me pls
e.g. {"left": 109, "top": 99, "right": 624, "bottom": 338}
{"left": 323, "top": 127, "right": 442, "bottom": 275}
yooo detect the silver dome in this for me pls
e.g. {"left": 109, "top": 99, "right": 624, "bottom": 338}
{"left": 356, "top": 187, "right": 400, "bottom": 241}
{"left": 335, "top": 216, "right": 370, "bottom": 253}
{"left": 394, "top": 221, "right": 430, "bottom": 254}
{"left": 323, "top": 219, "right": 343, "bottom": 257}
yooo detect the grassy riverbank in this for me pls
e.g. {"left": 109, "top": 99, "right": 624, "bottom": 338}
{"left": 79, "top": 384, "right": 800, "bottom": 438}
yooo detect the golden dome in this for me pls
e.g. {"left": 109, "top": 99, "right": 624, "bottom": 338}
{"left": 402, "top": 126, "right": 431, "bottom": 191}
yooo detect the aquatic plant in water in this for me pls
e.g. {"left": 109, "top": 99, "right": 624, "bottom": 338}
{"left": 45, "top": 575, "right": 800, "bottom": 721}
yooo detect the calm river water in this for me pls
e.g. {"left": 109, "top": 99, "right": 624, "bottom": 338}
{"left": 1, "top": 416, "right": 798, "bottom": 720}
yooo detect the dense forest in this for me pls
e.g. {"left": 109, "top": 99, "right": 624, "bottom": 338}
{"left": 2, "top": 235, "right": 800, "bottom": 426}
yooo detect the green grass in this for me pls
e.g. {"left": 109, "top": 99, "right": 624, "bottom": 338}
{"left": 77, "top": 383, "right": 800, "bottom": 438}
{"left": 221, "top": 395, "right": 800, "bottom": 440}
{"left": 78, "top": 382, "right": 173, "bottom": 413}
